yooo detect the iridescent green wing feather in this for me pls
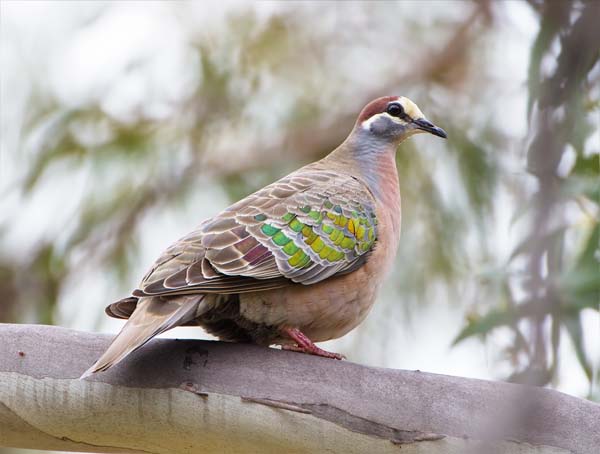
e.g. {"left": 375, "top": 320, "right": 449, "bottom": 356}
{"left": 231, "top": 169, "right": 377, "bottom": 285}
{"left": 135, "top": 168, "right": 377, "bottom": 297}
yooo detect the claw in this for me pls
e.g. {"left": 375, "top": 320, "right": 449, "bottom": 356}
{"left": 281, "top": 327, "right": 345, "bottom": 360}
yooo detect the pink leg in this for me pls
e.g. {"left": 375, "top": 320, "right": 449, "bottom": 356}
{"left": 281, "top": 327, "right": 345, "bottom": 360}
{"left": 281, "top": 344, "right": 306, "bottom": 353}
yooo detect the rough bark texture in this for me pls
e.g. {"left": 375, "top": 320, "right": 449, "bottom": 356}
{"left": 0, "top": 323, "right": 598, "bottom": 454}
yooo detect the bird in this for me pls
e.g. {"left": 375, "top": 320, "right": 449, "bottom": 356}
{"left": 81, "top": 96, "right": 446, "bottom": 378}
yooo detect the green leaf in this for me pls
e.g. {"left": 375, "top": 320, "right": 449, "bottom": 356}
{"left": 561, "top": 175, "right": 600, "bottom": 202}
{"left": 446, "top": 125, "right": 498, "bottom": 215}
{"left": 571, "top": 153, "right": 600, "bottom": 179}
{"left": 560, "top": 223, "right": 600, "bottom": 310}
{"left": 453, "top": 297, "right": 557, "bottom": 346}
{"left": 452, "top": 306, "right": 515, "bottom": 345}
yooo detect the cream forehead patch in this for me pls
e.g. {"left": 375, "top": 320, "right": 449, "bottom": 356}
{"left": 397, "top": 97, "right": 425, "bottom": 119}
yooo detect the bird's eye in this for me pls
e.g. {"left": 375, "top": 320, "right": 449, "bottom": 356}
{"left": 386, "top": 103, "right": 404, "bottom": 117}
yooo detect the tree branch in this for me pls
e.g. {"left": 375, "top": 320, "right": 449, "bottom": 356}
{"left": 0, "top": 323, "right": 598, "bottom": 453}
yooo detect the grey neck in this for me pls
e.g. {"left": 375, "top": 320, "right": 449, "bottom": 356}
{"left": 326, "top": 127, "right": 399, "bottom": 201}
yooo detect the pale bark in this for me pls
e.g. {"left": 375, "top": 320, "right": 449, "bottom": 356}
{"left": 0, "top": 323, "right": 598, "bottom": 454}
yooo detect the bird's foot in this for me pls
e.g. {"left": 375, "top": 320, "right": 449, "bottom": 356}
{"left": 281, "top": 327, "right": 345, "bottom": 360}
{"left": 281, "top": 344, "right": 306, "bottom": 353}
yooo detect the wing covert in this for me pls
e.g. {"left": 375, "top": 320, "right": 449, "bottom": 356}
{"left": 135, "top": 168, "right": 378, "bottom": 297}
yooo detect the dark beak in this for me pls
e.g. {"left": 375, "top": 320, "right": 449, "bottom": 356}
{"left": 413, "top": 118, "right": 447, "bottom": 139}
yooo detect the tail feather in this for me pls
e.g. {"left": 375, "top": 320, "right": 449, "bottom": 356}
{"left": 105, "top": 296, "right": 139, "bottom": 319}
{"left": 81, "top": 295, "right": 204, "bottom": 378}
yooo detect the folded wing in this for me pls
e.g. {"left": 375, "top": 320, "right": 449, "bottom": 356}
{"left": 133, "top": 169, "right": 378, "bottom": 299}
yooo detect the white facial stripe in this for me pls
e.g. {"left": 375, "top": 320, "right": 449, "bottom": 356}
{"left": 361, "top": 112, "right": 408, "bottom": 130}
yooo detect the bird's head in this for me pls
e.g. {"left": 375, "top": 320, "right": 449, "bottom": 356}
{"left": 356, "top": 96, "right": 447, "bottom": 143}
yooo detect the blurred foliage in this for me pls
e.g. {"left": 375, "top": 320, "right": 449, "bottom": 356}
{"left": 1, "top": 0, "right": 598, "bottom": 397}
{"left": 453, "top": 0, "right": 600, "bottom": 397}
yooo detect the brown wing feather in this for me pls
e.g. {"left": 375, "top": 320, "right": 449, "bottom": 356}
{"left": 131, "top": 166, "right": 377, "bottom": 299}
